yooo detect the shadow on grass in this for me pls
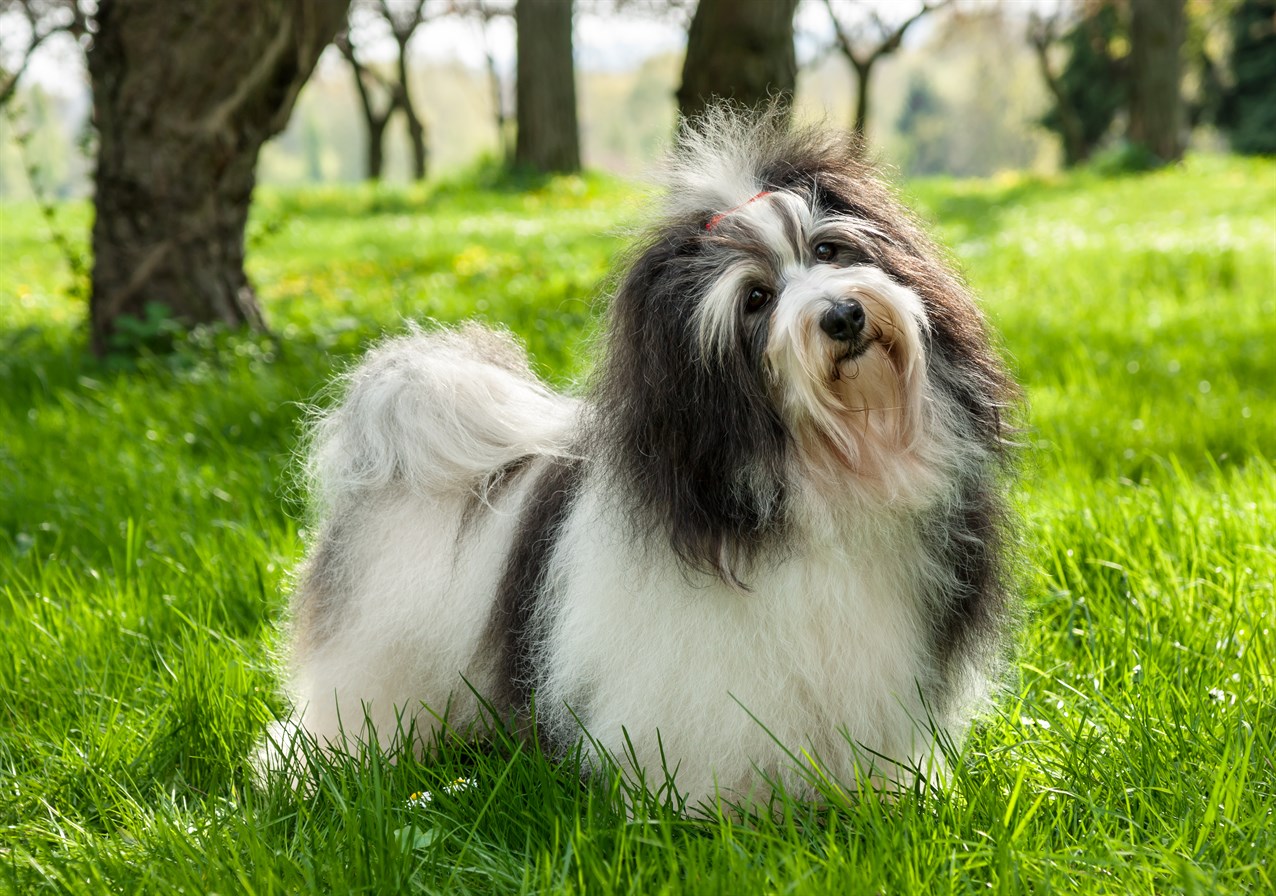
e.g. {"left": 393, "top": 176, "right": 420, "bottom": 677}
{"left": 906, "top": 159, "right": 1166, "bottom": 241}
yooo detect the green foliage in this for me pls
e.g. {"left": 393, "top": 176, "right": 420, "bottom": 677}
{"left": 1, "top": 157, "right": 1274, "bottom": 892}
{"left": 1085, "top": 138, "right": 1162, "bottom": 174}
{"left": 1220, "top": 0, "right": 1276, "bottom": 154}
{"left": 1041, "top": 3, "right": 1128, "bottom": 166}
{"left": 105, "top": 302, "right": 186, "bottom": 358}
{"left": 895, "top": 72, "right": 951, "bottom": 177}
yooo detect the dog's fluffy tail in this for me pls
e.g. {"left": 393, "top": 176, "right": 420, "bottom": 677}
{"left": 307, "top": 323, "right": 578, "bottom": 506}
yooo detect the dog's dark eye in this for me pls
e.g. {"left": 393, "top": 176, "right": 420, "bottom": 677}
{"left": 744, "top": 287, "right": 772, "bottom": 313}
{"left": 813, "top": 242, "right": 837, "bottom": 262}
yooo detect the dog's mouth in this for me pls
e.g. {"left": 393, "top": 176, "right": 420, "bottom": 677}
{"left": 829, "top": 327, "right": 880, "bottom": 377}
{"left": 817, "top": 294, "right": 892, "bottom": 377}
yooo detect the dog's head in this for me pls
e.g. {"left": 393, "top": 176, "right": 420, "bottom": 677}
{"left": 690, "top": 186, "right": 930, "bottom": 487}
{"left": 592, "top": 108, "right": 1015, "bottom": 584}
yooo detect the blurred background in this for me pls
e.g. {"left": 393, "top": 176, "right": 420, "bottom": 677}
{"left": 3, "top": 0, "right": 1270, "bottom": 199}
{"left": 1, "top": 8, "right": 1273, "bottom": 885}
{"left": 6, "top": 0, "right": 1271, "bottom": 356}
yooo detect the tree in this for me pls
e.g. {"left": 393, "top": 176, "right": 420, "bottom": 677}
{"left": 1127, "top": 0, "right": 1186, "bottom": 163}
{"left": 451, "top": 0, "right": 516, "bottom": 163}
{"left": 1029, "top": 11, "right": 1087, "bottom": 168}
{"left": 1219, "top": 0, "right": 1276, "bottom": 154}
{"left": 677, "top": 0, "right": 799, "bottom": 122}
{"left": 336, "top": 15, "right": 395, "bottom": 180}
{"left": 338, "top": 0, "right": 433, "bottom": 181}
{"left": 823, "top": 0, "right": 949, "bottom": 137}
{"left": 513, "top": 0, "right": 579, "bottom": 173}
{"left": 87, "top": 0, "right": 349, "bottom": 354}
{"left": 381, "top": 0, "right": 431, "bottom": 179}
{"left": 894, "top": 70, "right": 949, "bottom": 176}
{"left": 1030, "top": 2, "right": 1127, "bottom": 167}
{"left": 0, "top": 0, "right": 88, "bottom": 108}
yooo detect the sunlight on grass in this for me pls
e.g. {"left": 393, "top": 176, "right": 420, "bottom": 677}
{"left": 1, "top": 158, "right": 1273, "bottom": 893}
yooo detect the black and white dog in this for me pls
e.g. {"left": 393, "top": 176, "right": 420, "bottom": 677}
{"left": 264, "top": 109, "right": 1019, "bottom": 808}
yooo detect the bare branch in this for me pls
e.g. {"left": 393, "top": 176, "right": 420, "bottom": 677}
{"left": 822, "top": 0, "right": 951, "bottom": 134}
{"left": 341, "top": 0, "right": 435, "bottom": 179}
{"left": 0, "top": 0, "right": 87, "bottom": 107}
{"left": 823, "top": 0, "right": 862, "bottom": 69}
{"left": 824, "top": 0, "right": 951, "bottom": 69}
{"left": 376, "top": 0, "right": 430, "bottom": 46}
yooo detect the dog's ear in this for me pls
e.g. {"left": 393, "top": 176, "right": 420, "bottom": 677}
{"left": 591, "top": 226, "right": 789, "bottom": 586}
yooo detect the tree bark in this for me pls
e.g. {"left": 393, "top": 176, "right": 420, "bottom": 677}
{"left": 1127, "top": 0, "right": 1186, "bottom": 163}
{"left": 338, "top": 33, "right": 393, "bottom": 181}
{"left": 1029, "top": 26, "right": 1088, "bottom": 167}
{"left": 514, "top": 0, "right": 580, "bottom": 174}
{"left": 88, "top": 0, "right": 349, "bottom": 354}
{"left": 367, "top": 113, "right": 389, "bottom": 180}
{"left": 852, "top": 60, "right": 872, "bottom": 136}
{"left": 396, "top": 38, "right": 428, "bottom": 180}
{"left": 677, "top": 0, "right": 800, "bottom": 122}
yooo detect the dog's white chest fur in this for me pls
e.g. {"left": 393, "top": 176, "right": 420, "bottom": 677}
{"left": 534, "top": 484, "right": 940, "bottom": 804}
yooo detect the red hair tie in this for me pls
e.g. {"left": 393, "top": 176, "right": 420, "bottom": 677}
{"left": 705, "top": 191, "right": 773, "bottom": 231}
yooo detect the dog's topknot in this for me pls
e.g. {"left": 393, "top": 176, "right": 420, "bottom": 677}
{"left": 661, "top": 105, "right": 864, "bottom": 224}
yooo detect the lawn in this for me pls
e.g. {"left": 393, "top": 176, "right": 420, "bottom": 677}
{"left": 1, "top": 155, "right": 1273, "bottom": 893}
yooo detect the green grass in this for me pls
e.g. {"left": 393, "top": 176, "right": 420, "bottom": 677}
{"left": 1, "top": 155, "right": 1273, "bottom": 894}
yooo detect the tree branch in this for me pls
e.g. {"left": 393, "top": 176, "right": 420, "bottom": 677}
{"left": 1027, "top": 9, "right": 1087, "bottom": 165}
{"left": 824, "top": 0, "right": 950, "bottom": 69}
{"left": 0, "top": 0, "right": 83, "bottom": 108}
{"left": 377, "top": 0, "right": 429, "bottom": 47}
{"left": 823, "top": 0, "right": 950, "bottom": 134}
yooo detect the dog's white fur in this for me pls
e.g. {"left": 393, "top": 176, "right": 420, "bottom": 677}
{"left": 261, "top": 111, "right": 1014, "bottom": 811}
{"left": 275, "top": 329, "right": 578, "bottom": 750}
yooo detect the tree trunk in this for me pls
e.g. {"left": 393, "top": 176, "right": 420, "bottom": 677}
{"left": 88, "top": 0, "right": 349, "bottom": 354}
{"left": 339, "top": 35, "right": 394, "bottom": 182}
{"left": 367, "top": 113, "right": 388, "bottom": 180}
{"left": 677, "top": 0, "right": 800, "bottom": 122}
{"left": 476, "top": 6, "right": 513, "bottom": 163}
{"left": 852, "top": 60, "right": 872, "bottom": 136}
{"left": 487, "top": 56, "right": 512, "bottom": 164}
{"left": 514, "top": 0, "right": 580, "bottom": 174}
{"left": 396, "top": 42, "right": 428, "bottom": 180}
{"left": 1127, "top": 0, "right": 1186, "bottom": 163}
{"left": 1029, "top": 34, "right": 1089, "bottom": 167}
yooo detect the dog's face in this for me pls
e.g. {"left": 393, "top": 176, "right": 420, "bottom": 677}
{"left": 691, "top": 189, "right": 929, "bottom": 482}
{"left": 593, "top": 113, "right": 1012, "bottom": 582}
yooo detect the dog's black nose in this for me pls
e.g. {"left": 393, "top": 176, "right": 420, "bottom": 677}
{"left": 819, "top": 300, "right": 866, "bottom": 342}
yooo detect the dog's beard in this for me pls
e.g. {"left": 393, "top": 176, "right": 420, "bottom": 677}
{"left": 764, "top": 264, "right": 931, "bottom": 494}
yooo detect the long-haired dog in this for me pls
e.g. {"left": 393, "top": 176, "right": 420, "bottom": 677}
{"left": 262, "top": 109, "right": 1019, "bottom": 809}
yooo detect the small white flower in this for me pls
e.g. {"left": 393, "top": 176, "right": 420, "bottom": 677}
{"left": 406, "top": 778, "right": 477, "bottom": 809}
{"left": 406, "top": 791, "right": 433, "bottom": 808}
{"left": 441, "top": 777, "right": 476, "bottom": 795}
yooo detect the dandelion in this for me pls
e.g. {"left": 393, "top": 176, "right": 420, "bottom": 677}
{"left": 407, "top": 777, "right": 477, "bottom": 809}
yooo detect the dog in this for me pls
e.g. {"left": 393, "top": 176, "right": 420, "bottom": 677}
{"left": 261, "top": 108, "right": 1019, "bottom": 810}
